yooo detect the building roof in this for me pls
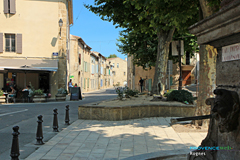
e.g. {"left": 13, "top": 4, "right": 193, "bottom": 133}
{"left": 71, "top": 35, "right": 92, "bottom": 50}
{"left": 90, "top": 52, "right": 98, "bottom": 59}
{"left": 68, "top": 0, "right": 73, "bottom": 25}
{"left": 92, "top": 51, "right": 106, "bottom": 60}
{"left": 107, "top": 57, "right": 127, "bottom": 61}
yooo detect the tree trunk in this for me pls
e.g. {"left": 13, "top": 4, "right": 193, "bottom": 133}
{"left": 152, "top": 28, "right": 175, "bottom": 95}
{"left": 195, "top": 45, "right": 217, "bottom": 128}
{"left": 194, "top": 0, "right": 218, "bottom": 127}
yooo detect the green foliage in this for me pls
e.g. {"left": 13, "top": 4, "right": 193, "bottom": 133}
{"left": 57, "top": 88, "right": 68, "bottom": 94}
{"left": 117, "top": 30, "right": 157, "bottom": 69}
{"left": 34, "top": 89, "right": 44, "bottom": 96}
{"left": 167, "top": 90, "right": 194, "bottom": 104}
{"left": 107, "top": 54, "right": 117, "bottom": 59}
{"left": 124, "top": 87, "right": 139, "bottom": 97}
{"left": 115, "top": 87, "right": 125, "bottom": 100}
{"left": 163, "top": 89, "right": 175, "bottom": 97}
{"left": 0, "top": 90, "right": 3, "bottom": 96}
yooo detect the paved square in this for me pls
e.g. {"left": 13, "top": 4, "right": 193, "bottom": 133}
{"left": 26, "top": 117, "right": 207, "bottom": 160}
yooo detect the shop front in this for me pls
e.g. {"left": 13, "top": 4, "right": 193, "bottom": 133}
{"left": 0, "top": 59, "right": 58, "bottom": 94}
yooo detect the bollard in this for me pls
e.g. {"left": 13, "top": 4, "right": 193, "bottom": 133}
{"left": 36, "top": 115, "right": 44, "bottom": 145}
{"left": 65, "top": 105, "right": 70, "bottom": 125}
{"left": 10, "top": 126, "right": 20, "bottom": 160}
{"left": 53, "top": 108, "right": 59, "bottom": 132}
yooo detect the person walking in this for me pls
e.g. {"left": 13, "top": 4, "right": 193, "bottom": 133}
{"left": 68, "top": 79, "right": 73, "bottom": 93}
{"left": 138, "top": 77, "right": 144, "bottom": 93}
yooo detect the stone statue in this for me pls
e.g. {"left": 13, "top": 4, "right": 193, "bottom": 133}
{"left": 188, "top": 89, "right": 240, "bottom": 160}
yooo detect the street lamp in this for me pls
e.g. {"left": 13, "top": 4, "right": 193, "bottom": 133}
{"left": 59, "top": 18, "right": 63, "bottom": 39}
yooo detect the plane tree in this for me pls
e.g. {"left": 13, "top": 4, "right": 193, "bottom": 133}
{"left": 85, "top": 0, "right": 199, "bottom": 94}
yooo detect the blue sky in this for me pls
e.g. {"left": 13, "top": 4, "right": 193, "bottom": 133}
{"left": 70, "top": 0, "right": 126, "bottom": 60}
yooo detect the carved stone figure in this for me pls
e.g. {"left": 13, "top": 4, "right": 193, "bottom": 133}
{"left": 212, "top": 89, "right": 240, "bottom": 133}
{"left": 188, "top": 89, "right": 240, "bottom": 160}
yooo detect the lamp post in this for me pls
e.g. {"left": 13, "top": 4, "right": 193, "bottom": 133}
{"left": 59, "top": 18, "right": 63, "bottom": 39}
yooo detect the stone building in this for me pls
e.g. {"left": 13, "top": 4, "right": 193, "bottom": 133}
{"left": 108, "top": 57, "right": 127, "bottom": 86}
{"left": 0, "top": 0, "right": 73, "bottom": 97}
{"left": 90, "top": 52, "right": 99, "bottom": 91}
{"left": 68, "top": 35, "right": 92, "bottom": 92}
{"left": 127, "top": 52, "right": 199, "bottom": 92}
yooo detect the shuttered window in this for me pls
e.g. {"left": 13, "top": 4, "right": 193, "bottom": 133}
{"left": 4, "top": 0, "right": 16, "bottom": 14}
{"left": 17, "top": 34, "right": 22, "bottom": 53}
{"left": 0, "top": 33, "right": 3, "bottom": 53}
{"left": 5, "top": 34, "right": 15, "bottom": 52}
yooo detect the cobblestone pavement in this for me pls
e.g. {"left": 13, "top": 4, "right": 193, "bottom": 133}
{"left": 25, "top": 117, "right": 207, "bottom": 160}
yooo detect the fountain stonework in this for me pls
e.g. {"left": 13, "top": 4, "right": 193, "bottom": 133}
{"left": 188, "top": 1, "right": 240, "bottom": 159}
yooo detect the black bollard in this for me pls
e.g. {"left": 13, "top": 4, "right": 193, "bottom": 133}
{"left": 10, "top": 126, "right": 20, "bottom": 160}
{"left": 65, "top": 105, "right": 70, "bottom": 125}
{"left": 53, "top": 108, "right": 59, "bottom": 132}
{"left": 36, "top": 115, "right": 44, "bottom": 145}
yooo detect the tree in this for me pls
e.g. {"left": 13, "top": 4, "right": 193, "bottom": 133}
{"left": 194, "top": 0, "right": 221, "bottom": 128}
{"left": 107, "top": 54, "right": 117, "bottom": 59}
{"left": 85, "top": 0, "right": 199, "bottom": 94}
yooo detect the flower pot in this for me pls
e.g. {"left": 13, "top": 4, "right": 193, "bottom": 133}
{"left": 55, "top": 94, "right": 66, "bottom": 101}
{"left": 33, "top": 95, "right": 46, "bottom": 103}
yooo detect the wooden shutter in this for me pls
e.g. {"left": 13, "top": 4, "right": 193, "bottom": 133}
{"left": 17, "top": 34, "right": 22, "bottom": 53}
{"left": 0, "top": 33, "right": 3, "bottom": 53}
{"left": 4, "top": 0, "right": 9, "bottom": 14}
{"left": 10, "top": 0, "right": 16, "bottom": 14}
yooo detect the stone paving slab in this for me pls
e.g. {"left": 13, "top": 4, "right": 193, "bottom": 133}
{"left": 25, "top": 117, "right": 207, "bottom": 160}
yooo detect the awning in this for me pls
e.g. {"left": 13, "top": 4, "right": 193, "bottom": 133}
{"left": 0, "top": 59, "right": 58, "bottom": 72}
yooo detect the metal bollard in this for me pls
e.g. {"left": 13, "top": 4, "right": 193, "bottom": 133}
{"left": 65, "top": 105, "right": 70, "bottom": 125}
{"left": 10, "top": 126, "right": 20, "bottom": 160}
{"left": 36, "top": 115, "right": 44, "bottom": 145}
{"left": 53, "top": 108, "right": 59, "bottom": 132}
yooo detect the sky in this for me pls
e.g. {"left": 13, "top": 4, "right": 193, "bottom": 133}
{"left": 70, "top": 0, "right": 126, "bottom": 60}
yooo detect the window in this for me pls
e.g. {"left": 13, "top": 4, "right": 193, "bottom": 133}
{"left": 112, "top": 71, "right": 116, "bottom": 76}
{"left": 5, "top": 34, "right": 15, "bottom": 52}
{"left": 4, "top": 0, "right": 16, "bottom": 14}
{"left": 124, "top": 72, "right": 126, "bottom": 76}
{"left": 96, "top": 65, "right": 98, "bottom": 73}
{"left": 92, "top": 64, "right": 94, "bottom": 74}
{"left": 101, "top": 67, "right": 103, "bottom": 74}
{"left": 113, "top": 63, "right": 115, "bottom": 67}
{"left": 117, "top": 63, "right": 119, "bottom": 68}
{"left": 79, "top": 54, "right": 81, "bottom": 65}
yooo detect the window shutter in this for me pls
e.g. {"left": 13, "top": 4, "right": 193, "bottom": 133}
{"left": 10, "top": 0, "right": 16, "bottom": 14}
{"left": 0, "top": 33, "right": 3, "bottom": 53}
{"left": 17, "top": 34, "right": 22, "bottom": 53}
{"left": 4, "top": 0, "right": 9, "bottom": 14}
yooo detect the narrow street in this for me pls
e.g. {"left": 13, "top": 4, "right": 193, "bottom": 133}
{"left": 0, "top": 88, "right": 117, "bottom": 160}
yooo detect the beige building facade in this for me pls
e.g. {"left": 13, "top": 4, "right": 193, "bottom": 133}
{"left": 0, "top": 0, "right": 73, "bottom": 97}
{"left": 127, "top": 52, "right": 199, "bottom": 92}
{"left": 108, "top": 57, "right": 127, "bottom": 86}
{"left": 68, "top": 35, "right": 92, "bottom": 93}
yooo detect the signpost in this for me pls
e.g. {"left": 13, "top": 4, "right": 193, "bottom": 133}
{"left": 52, "top": 52, "right": 58, "bottom": 56}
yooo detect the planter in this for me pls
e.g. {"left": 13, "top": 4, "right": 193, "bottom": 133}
{"left": 33, "top": 95, "right": 46, "bottom": 103}
{"left": 0, "top": 95, "right": 5, "bottom": 103}
{"left": 55, "top": 94, "right": 66, "bottom": 101}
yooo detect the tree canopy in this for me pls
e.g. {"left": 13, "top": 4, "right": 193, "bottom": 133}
{"left": 85, "top": 0, "right": 199, "bottom": 94}
{"left": 107, "top": 54, "right": 117, "bottom": 59}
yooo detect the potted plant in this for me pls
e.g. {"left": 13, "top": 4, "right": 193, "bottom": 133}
{"left": 55, "top": 88, "right": 68, "bottom": 101}
{"left": 32, "top": 89, "right": 45, "bottom": 103}
{"left": 0, "top": 90, "right": 5, "bottom": 103}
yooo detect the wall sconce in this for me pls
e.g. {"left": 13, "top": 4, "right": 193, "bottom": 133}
{"left": 59, "top": 18, "right": 63, "bottom": 39}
